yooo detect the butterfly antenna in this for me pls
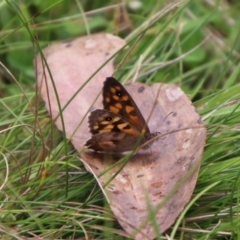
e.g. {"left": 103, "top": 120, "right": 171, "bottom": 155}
{"left": 145, "top": 73, "right": 171, "bottom": 130}
{"left": 162, "top": 111, "right": 175, "bottom": 123}
{"left": 145, "top": 83, "right": 163, "bottom": 129}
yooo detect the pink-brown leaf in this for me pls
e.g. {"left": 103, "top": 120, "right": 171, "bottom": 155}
{"left": 35, "top": 33, "right": 207, "bottom": 240}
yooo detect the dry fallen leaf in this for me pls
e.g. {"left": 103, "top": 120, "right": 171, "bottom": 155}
{"left": 35, "top": 33, "right": 207, "bottom": 239}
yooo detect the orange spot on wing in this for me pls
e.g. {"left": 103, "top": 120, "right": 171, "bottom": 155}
{"left": 125, "top": 105, "right": 134, "bottom": 114}
{"left": 99, "top": 141, "right": 116, "bottom": 149}
{"left": 129, "top": 115, "right": 141, "bottom": 127}
{"left": 117, "top": 122, "right": 128, "bottom": 130}
{"left": 99, "top": 125, "right": 114, "bottom": 133}
{"left": 105, "top": 97, "right": 111, "bottom": 103}
{"left": 110, "top": 87, "right": 116, "bottom": 93}
{"left": 115, "top": 103, "right": 122, "bottom": 109}
{"left": 113, "top": 95, "right": 119, "bottom": 101}
{"left": 110, "top": 106, "right": 120, "bottom": 113}
{"left": 122, "top": 128, "right": 139, "bottom": 135}
{"left": 122, "top": 95, "right": 129, "bottom": 101}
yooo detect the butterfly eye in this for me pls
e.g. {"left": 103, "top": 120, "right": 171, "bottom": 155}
{"left": 105, "top": 116, "right": 112, "bottom": 121}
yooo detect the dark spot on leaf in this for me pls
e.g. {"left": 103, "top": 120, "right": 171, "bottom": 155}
{"left": 153, "top": 191, "right": 164, "bottom": 197}
{"left": 105, "top": 52, "right": 110, "bottom": 56}
{"left": 198, "top": 118, "right": 203, "bottom": 124}
{"left": 150, "top": 182, "right": 162, "bottom": 188}
{"left": 113, "top": 190, "right": 121, "bottom": 194}
{"left": 184, "top": 162, "right": 191, "bottom": 170}
{"left": 177, "top": 157, "right": 186, "bottom": 163}
{"left": 62, "top": 39, "right": 73, "bottom": 48}
{"left": 137, "top": 174, "right": 144, "bottom": 178}
{"left": 65, "top": 43, "right": 72, "bottom": 48}
{"left": 169, "top": 202, "right": 177, "bottom": 211}
{"left": 130, "top": 206, "right": 137, "bottom": 210}
{"left": 62, "top": 39, "right": 73, "bottom": 43}
{"left": 138, "top": 86, "right": 145, "bottom": 93}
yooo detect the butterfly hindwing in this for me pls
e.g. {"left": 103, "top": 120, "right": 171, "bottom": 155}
{"left": 88, "top": 109, "right": 141, "bottom": 136}
{"left": 103, "top": 77, "right": 150, "bottom": 134}
{"left": 85, "top": 131, "right": 145, "bottom": 153}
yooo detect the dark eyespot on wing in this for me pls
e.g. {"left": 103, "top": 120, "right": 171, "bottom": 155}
{"left": 105, "top": 117, "right": 112, "bottom": 121}
{"left": 116, "top": 90, "right": 122, "bottom": 97}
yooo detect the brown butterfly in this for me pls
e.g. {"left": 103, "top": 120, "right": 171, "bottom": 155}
{"left": 85, "top": 77, "right": 157, "bottom": 153}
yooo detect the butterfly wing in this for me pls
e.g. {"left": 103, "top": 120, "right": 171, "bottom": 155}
{"left": 102, "top": 77, "right": 150, "bottom": 134}
{"left": 85, "top": 109, "right": 147, "bottom": 152}
{"left": 88, "top": 109, "right": 140, "bottom": 136}
{"left": 85, "top": 131, "right": 145, "bottom": 153}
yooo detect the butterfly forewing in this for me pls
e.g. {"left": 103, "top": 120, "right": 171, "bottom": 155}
{"left": 103, "top": 77, "right": 150, "bottom": 134}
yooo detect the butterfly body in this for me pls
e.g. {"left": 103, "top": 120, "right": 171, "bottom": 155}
{"left": 85, "top": 77, "right": 156, "bottom": 153}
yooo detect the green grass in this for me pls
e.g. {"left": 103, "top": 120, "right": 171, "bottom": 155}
{"left": 1, "top": 0, "right": 240, "bottom": 239}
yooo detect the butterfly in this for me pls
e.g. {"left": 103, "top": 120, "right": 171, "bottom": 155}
{"left": 85, "top": 77, "right": 157, "bottom": 153}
